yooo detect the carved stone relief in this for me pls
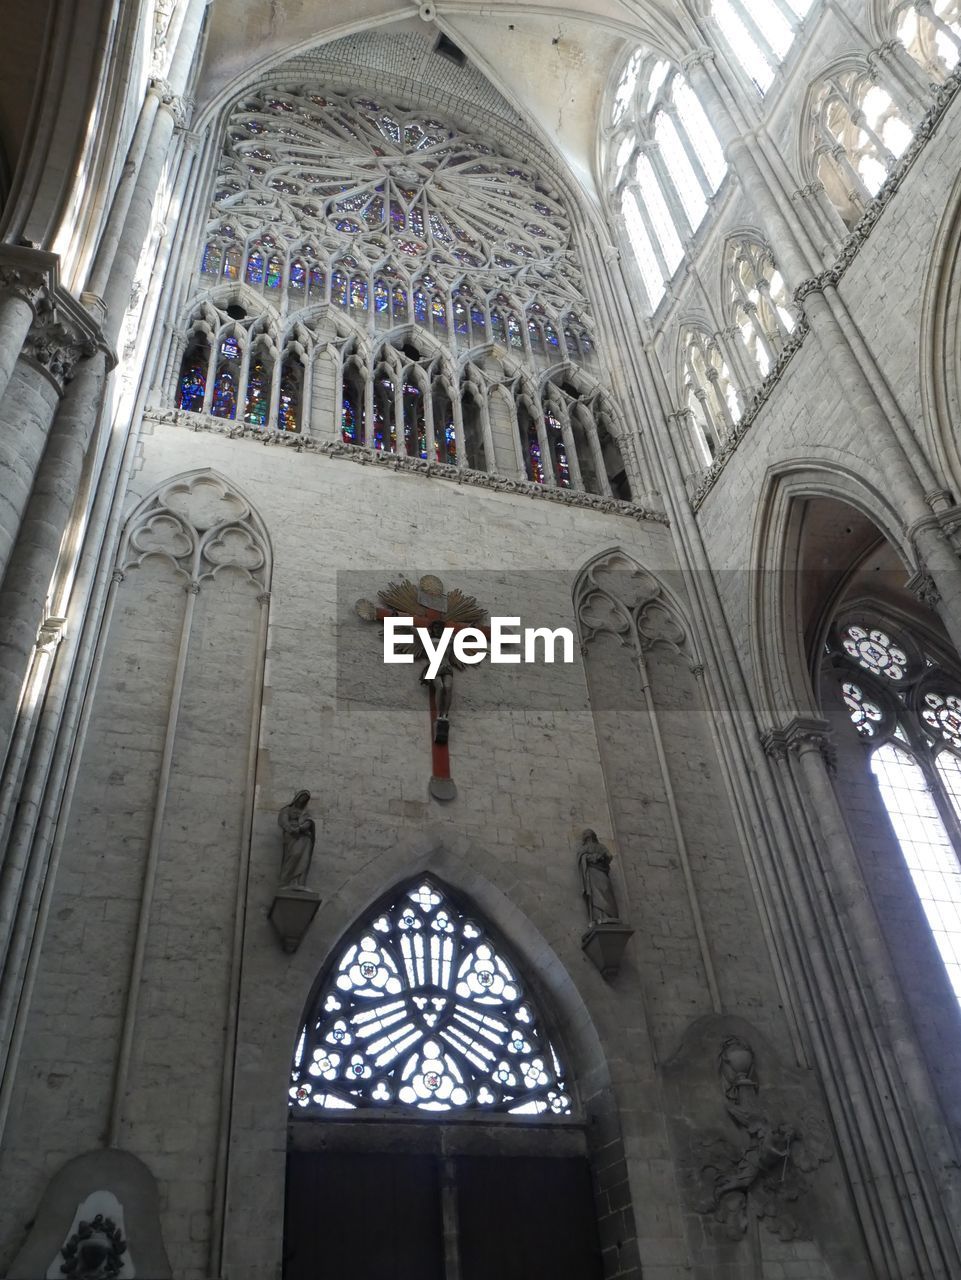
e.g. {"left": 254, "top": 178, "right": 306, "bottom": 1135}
{"left": 663, "top": 1015, "right": 869, "bottom": 1279}
{"left": 117, "top": 470, "right": 268, "bottom": 592}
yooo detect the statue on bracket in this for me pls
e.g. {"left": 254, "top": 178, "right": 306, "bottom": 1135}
{"left": 578, "top": 829, "right": 620, "bottom": 923}
{"left": 269, "top": 789, "right": 321, "bottom": 953}
{"left": 278, "top": 789, "right": 316, "bottom": 889}
{"left": 576, "top": 829, "right": 633, "bottom": 979}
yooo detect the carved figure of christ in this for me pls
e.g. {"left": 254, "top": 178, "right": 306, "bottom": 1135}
{"left": 355, "top": 576, "right": 490, "bottom": 799}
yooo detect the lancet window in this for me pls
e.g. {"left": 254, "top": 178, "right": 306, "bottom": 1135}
{"left": 808, "top": 68, "right": 914, "bottom": 226}
{"left": 894, "top": 0, "right": 961, "bottom": 77}
{"left": 679, "top": 326, "right": 741, "bottom": 465}
{"left": 710, "top": 0, "right": 813, "bottom": 93}
{"left": 724, "top": 238, "right": 796, "bottom": 377}
{"left": 608, "top": 54, "right": 727, "bottom": 311}
{"left": 289, "top": 880, "right": 572, "bottom": 1115}
{"left": 832, "top": 619, "right": 961, "bottom": 1004}
{"left": 330, "top": 338, "right": 626, "bottom": 494}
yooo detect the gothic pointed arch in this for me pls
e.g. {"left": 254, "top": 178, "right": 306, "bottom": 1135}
{"left": 289, "top": 876, "right": 572, "bottom": 1116}
{"left": 920, "top": 166, "right": 961, "bottom": 495}
{"left": 280, "top": 838, "right": 643, "bottom": 1280}
{"left": 748, "top": 462, "right": 915, "bottom": 731}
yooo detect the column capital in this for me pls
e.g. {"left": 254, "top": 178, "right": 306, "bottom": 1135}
{"left": 681, "top": 47, "right": 716, "bottom": 72}
{"left": 22, "top": 311, "right": 99, "bottom": 393}
{"left": 0, "top": 245, "right": 60, "bottom": 316}
{"left": 148, "top": 76, "right": 194, "bottom": 129}
{"left": 761, "top": 717, "right": 837, "bottom": 771}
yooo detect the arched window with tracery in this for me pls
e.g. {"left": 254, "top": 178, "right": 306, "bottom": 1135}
{"left": 710, "top": 0, "right": 813, "bottom": 93}
{"left": 894, "top": 0, "right": 961, "bottom": 77}
{"left": 290, "top": 880, "right": 571, "bottom": 1114}
{"left": 807, "top": 67, "right": 914, "bottom": 226}
{"left": 679, "top": 326, "right": 740, "bottom": 464}
{"left": 831, "top": 619, "right": 961, "bottom": 1005}
{"left": 284, "top": 880, "right": 607, "bottom": 1279}
{"left": 173, "top": 86, "right": 638, "bottom": 498}
{"left": 724, "top": 238, "right": 796, "bottom": 377}
{"left": 608, "top": 53, "right": 727, "bottom": 311}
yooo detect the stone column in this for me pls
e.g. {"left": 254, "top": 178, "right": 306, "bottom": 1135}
{"left": 0, "top": 315, "right": 88, "bottom": 588}
{"left": 0, "top": 253, "right": 58, "bottom": 406}
{"left": 0, "top": 346, "right": 105, "bottom": 775}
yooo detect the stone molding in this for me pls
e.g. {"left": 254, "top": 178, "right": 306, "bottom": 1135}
{"left": 691, "top": 65, "right": 961, "bottom": 511}
{"left": 143, "top": 407, "right": 671, "bottom": 526}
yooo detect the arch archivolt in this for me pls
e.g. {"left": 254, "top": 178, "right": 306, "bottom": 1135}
{"left": 920, "top": 165, "right": 961, "bottom": 497}
{"left": 749, "top": 461, "right": 915, "bottom": 729}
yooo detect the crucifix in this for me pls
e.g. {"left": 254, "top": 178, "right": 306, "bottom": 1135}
{"left": 355, "top": 575, "right": 489, "bottom": 801}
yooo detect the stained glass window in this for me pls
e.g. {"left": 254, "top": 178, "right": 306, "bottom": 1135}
{"left": 842, "top": 625, "right": 907, "bottom": 680}
{"left": 289, "top": 259, "right": 306, "bottom": 293}
{"left": 527, "top": 419, "right": 545, "bottom": 484}
{"left": 201, "top": 243, "right": 220, "bottom": 276}
{"left": 266, "top": 255, "right": 283, "bottom": 289}
{"left": 211, "top": 369, "right": 238, "bottom": 419}
{"left": 833, "top": 619, "right": 961, "bottom": 1006}
{"left": 342, "top": 397, "right": 358, "bottom": 443}
{"left": 289, "top": 881, "right": 572, "bottom": 1114}
{"left": 279, "top": 362, "right": 301, "bottom": 432}
{"left": 547, "top": 411, "right": 571, "bottom": 487}
{"left": 177, "top": 345, "right": 207, "bottom": 413}
{"left": 374, "top": 279, "right": 389, "bottom": 313}
{"left": 223, "top": 246, "right": 241, "bottom": 280}
{"left": 244, "top": 360, "right": 269, "bottom": 426}
{"left": 246, "top": 250, "right": 265, "bottom": 286}
{"left": 350, "top": 276, "right": 369, "bottom": 310}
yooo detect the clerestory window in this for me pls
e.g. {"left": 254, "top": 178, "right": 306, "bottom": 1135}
{"left": 834, "top": 620, "right": 961, "bottom": 1004}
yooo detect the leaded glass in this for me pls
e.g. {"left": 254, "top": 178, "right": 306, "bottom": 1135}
{"left": 266, "top": 255, "right": 283, "bottom": 289}
{"left": 201, "top": 243, "right": 220, "bottom": 275}
{"left": 842, "top": 681, "right": 883, "bottom": 737}
{"left": 842, "top": 625, "right": 907, "bottom": 680}
{"left": 244, "top": 360, "right": 269, "bottom": 425}
{"left": 177, "top": 352, "right": 206, "bottom": 413}
{"left": 289, "top": 881, "right": 571, "bottom": 1114}
{"left": 921, "top": 691, "right": 961, "bottom": 748}
{"left": 246, "top": 250, "right": 265, "bottom": 285}
{"left": 211, "top": 369, "right": 237, "bottom": 419}
{"left": 871, "top": 744, "right": 961, "bottom": 1002}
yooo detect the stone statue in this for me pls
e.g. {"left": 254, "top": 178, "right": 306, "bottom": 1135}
{"left": 577, "top": 829, "right": 620, "bottom": 924}
{"left": 278, "top": 790, "right": 316, "bottom": 889}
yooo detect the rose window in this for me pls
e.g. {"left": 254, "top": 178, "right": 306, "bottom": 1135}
{"left": 218, "top": 89, "right": 570, "bottom": 275}
{"left": 921, "top": 690, "right": 961, "bottom": 748}
{"left": 290, "top": 881, "right": 571, "bottom": 1115}
{"left": 842, "top": 625, "right": 907, "bottom": 680}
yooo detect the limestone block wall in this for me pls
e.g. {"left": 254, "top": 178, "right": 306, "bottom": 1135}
{"left": 0, "top": 413, "right": 838, "bottom": 1280}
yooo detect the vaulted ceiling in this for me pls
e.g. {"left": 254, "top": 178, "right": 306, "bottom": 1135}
{"left": 199, "top": 0, "right": 702, "bottom": 203}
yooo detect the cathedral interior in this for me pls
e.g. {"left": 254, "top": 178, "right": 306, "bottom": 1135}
{"left": 1, "top": 0, "right": 961, "bottom": 1276}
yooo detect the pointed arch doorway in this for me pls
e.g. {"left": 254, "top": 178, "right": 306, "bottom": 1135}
{"left": 283, "top": 879, "right": 605, "bottom": 1280}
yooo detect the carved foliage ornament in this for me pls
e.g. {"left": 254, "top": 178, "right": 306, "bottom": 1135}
{"left": 59, "top": 1215, "right": 126, "bottom": 1279}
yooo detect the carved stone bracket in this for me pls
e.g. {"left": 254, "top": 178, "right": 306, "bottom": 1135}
{"left": 906, "top": 567, "right": 942, "bottom": 610}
